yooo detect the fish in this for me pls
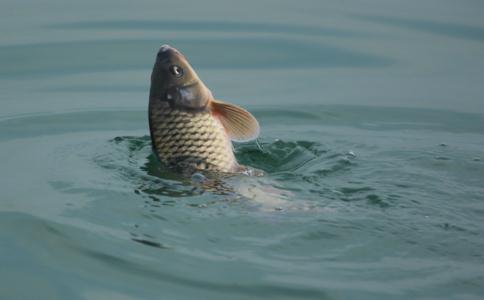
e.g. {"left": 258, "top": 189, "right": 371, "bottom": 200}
{"left": 148, "top": 45, "right": 260, "bottom": 174}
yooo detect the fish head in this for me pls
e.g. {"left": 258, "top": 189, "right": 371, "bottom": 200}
{"left": 150, "top": 45, "right": 212, "bottom": 110}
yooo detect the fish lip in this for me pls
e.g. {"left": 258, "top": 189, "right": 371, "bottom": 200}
{"left": 159, "top": 44, "right": 173, "bottom": 52}
{"left": 157, "top": 44, "right": 183, "bottom": 61}
{"left": 158, "top": 44, "right": 179, "bottom": 55}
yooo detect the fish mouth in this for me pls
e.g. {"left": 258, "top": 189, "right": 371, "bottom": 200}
{"left": 156, "top": 44, "right": 184, "bottom": 61}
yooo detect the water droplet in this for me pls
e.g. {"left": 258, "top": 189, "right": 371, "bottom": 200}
{"left": 191, "top": 172, "right": 206, "bottom": 184}
{"left": 347, "top": 151, "right": 356, "bottom": 158}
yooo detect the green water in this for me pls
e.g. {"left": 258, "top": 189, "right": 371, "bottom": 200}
{"left": 1, "top": 1, "right": 484, "bottom": 299}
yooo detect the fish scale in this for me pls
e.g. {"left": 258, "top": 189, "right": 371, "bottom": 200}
{"left": 149, "top": 104, "right": 237, "bottom": 172}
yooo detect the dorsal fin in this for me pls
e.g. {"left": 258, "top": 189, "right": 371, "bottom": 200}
{"left": 211, "top": 99, "right": 260, "bottom": 142}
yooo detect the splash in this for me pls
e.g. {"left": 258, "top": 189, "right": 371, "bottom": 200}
{"left": 95, "top": 136, "right": 363, "bottom": 213}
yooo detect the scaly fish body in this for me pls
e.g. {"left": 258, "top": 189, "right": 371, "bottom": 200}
{"left": 149, "top": 105, "right": 237, "bottom": 172}
{"left": 148, "top": 45, "right": 259, "bottom": 173}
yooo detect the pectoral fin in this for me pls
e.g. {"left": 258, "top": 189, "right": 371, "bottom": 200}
{"left": 211, "top": 99, "right": 260, "bottom": 142}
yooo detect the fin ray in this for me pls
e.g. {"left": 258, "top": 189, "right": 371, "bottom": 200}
{"left": 211, "top": 100, "right": 260, "bottom": 142}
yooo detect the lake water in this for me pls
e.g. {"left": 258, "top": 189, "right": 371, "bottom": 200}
{"left": 1, "top": 0, "right": 484, "bottom": 299}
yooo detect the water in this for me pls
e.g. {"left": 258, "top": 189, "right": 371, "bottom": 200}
{"left": 1, "top": 0, "right": 484, "bottom": 299}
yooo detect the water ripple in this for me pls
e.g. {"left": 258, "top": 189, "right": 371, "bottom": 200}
{"left": 353, "top": 14, "right": 484, "bottom": 42}
{"left": 0, "top": 37, "right": 393, "bottom": 78}
{"left": 50, "top": 19, "right": 368, "bottom": 38}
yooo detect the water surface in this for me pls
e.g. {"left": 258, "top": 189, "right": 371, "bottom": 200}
{"left": 1, "top": 0, "right": 484, "bottom": 299}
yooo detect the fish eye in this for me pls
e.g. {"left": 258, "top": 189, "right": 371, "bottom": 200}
{"left": 169, "top": 65, "right": 184, "bottom": 78}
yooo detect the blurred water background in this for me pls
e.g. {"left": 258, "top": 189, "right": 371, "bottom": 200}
{"left": 1, "top": 0, "right": 484, "bottom": 299}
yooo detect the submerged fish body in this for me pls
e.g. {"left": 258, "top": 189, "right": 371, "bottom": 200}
{"left": 148, "top": 45, "right": 259, "bottom": 173}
